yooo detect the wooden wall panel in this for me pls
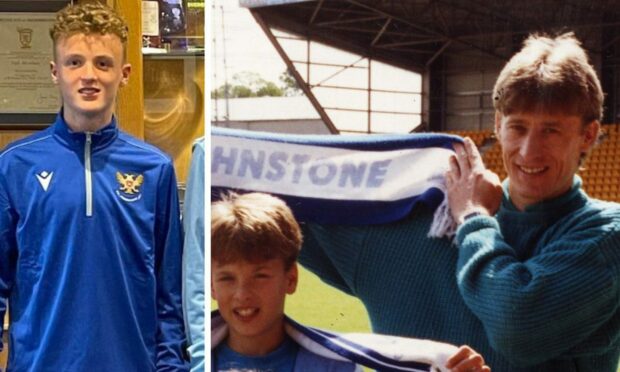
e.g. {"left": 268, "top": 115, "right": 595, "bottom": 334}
{"left": 0, "top": 329, "right": 5, "bottom": 369}
{"left": 0, "top": 131, "right": 37, "bottom": 150}
{"left": 0, "top": 312, "right": 6, "bottom": 367}
{"left": 143, "top": 57, "right": 205, "bottom": 183}
{"left": 110, "top": 0, "right": 144, "bottom": 139}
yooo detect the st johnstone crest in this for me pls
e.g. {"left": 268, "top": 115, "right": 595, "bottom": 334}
{"left": 115, "top": 172, "right": 143, "bottom": 202}
{"left": 17, "top": 28, "right": 33, "bottom": 49}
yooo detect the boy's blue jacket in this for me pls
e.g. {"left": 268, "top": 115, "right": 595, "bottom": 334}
{"left": 0, "top": 114, "right": 189, "bottom": 371}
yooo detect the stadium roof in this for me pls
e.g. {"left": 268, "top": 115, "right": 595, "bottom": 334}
{"left": 240, "top": 0, "right": 620, "bottom": 74}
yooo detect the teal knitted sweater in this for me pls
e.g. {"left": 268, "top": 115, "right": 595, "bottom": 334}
{"left": 299, "top": 178, "right": 620, "bottom": 371}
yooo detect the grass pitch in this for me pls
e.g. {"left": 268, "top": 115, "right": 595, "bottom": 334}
{"left": 285, "top": 265, "right": 370, "bottom": 333}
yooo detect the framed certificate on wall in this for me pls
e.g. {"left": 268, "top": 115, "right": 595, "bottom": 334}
{"left": 0, "top": 1, "right": 69, "bottom": 126}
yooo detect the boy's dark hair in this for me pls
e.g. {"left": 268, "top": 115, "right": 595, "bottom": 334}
{"left": 211, "top": 192, "right": 302, "bottom": 270}
{"left": 493, "top": 32, "right": 603, "bottom": 125}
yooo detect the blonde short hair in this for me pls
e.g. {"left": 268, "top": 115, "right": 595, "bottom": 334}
{"left": 50, "top": 3, "right": 129, "bottom": 59}
{"left": 211, "top": 193, "right": 302, "bottom": 270}
{"left": 493, "top": 33, "right": 603, "bottom": 124}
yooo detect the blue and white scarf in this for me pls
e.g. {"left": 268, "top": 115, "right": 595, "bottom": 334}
{"left": 211, "top": 127, "right": 462, "bottom": 237}
{"left": 212, "top": 310, "right": 459, "bottom": 372}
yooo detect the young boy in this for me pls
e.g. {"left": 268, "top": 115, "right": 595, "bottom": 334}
{"left": 211, "top": 192, "right": 490, "bottom": 372}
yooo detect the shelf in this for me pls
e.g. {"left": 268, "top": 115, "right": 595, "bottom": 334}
{"left": 142, "top": 48, "right": 204, "bottom": 59}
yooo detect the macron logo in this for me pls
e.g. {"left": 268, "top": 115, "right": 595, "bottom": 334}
{"left": 36, "top": 171, "right": 53, "bottom": 191}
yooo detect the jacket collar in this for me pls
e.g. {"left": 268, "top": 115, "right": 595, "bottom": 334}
{"left": 498, "top": 176, "right": 587, "bottom": 227}
{"left": 52, "top": 111, "right": 119, "bottom": 151}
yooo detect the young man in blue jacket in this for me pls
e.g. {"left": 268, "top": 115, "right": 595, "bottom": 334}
{"left": 300, "top": 33, "right": 620, "bottom": 371}
{"left": 0, "top": 3, "right": 188, "bottom": 371}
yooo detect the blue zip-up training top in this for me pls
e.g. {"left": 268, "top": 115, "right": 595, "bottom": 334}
{"left": 0, "top": 113, "right": 189, "bottom": 371}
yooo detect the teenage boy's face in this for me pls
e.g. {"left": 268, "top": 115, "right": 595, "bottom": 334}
{"left": 50, "top": 33, "right": 130, "bottom": 128}
{"left": 212, "top": 258, "right": 298, "bottom": 353}
{"left": 496, "top": 110, "right": 598, "bottom": 210}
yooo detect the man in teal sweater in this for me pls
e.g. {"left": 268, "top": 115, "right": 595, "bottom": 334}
{"left": 300, "top": 33, "right": 620, "bottom": 371}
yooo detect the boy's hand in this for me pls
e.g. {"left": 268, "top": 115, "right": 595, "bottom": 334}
{"left": 445, "top": 345, "right": 491, "bottom": 372}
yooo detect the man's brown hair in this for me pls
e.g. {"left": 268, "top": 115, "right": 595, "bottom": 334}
{"left": 493, "top": 32, "right": 604, "bottom": 124}
{"left": 50, "top": 3, "right": 129, "bottom": 59}
{"left": 211, "top": 193, "right": 302, "bottom": 270}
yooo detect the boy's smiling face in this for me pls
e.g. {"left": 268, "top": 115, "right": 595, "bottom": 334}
{"left": 50, "top": 33, "right": 130, "bottom": 131}
{"left": 212, "top": 258, "right": 298, "bottom": 355}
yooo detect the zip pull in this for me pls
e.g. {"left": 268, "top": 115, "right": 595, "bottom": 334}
{"left": 84, "top": 132, "right": 93, "bottom": 217}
